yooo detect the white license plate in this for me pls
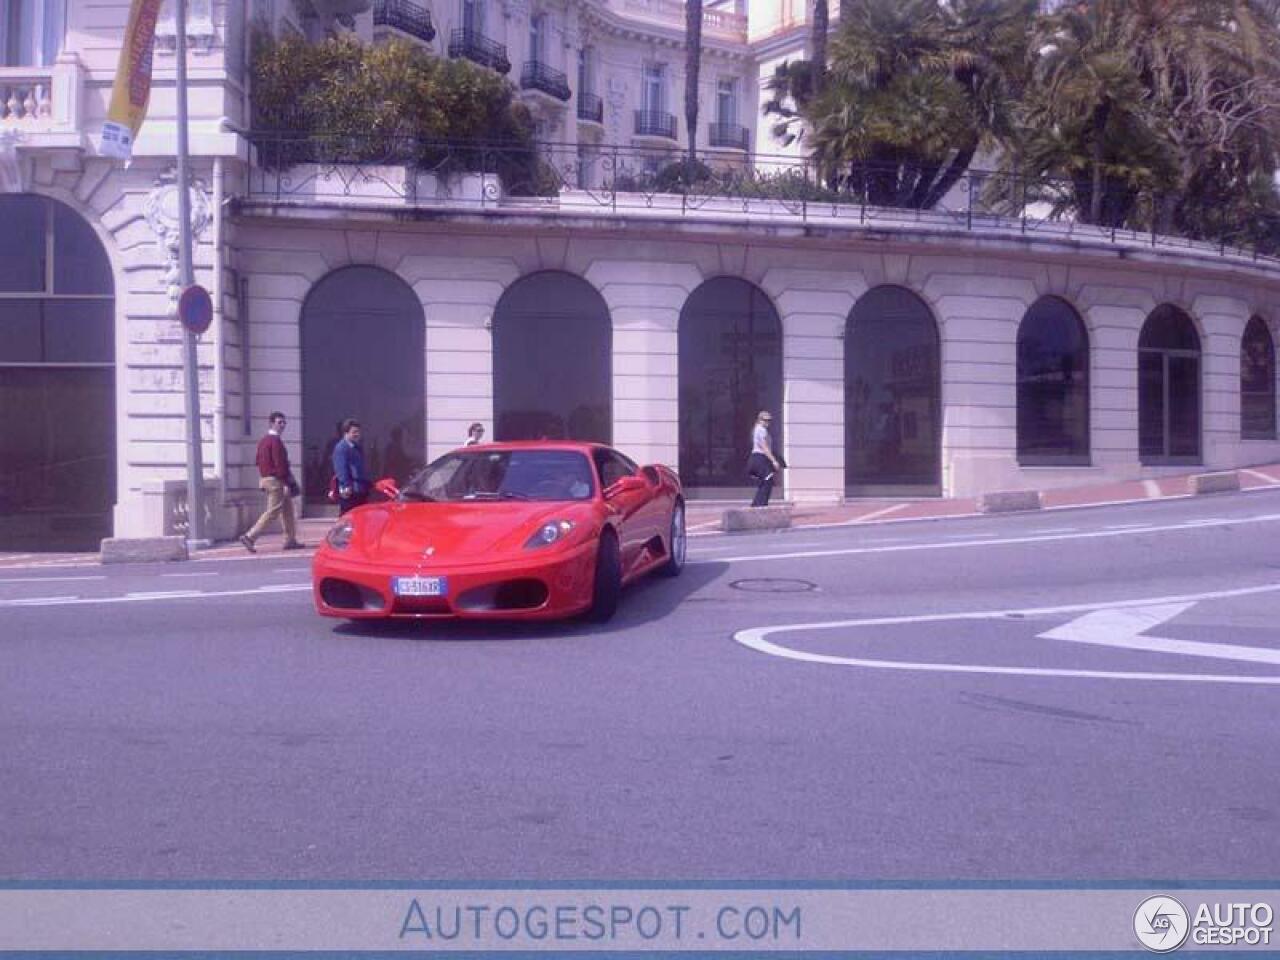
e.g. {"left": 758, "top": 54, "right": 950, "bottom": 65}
{"left": 392, "top": 576, "right": 448, "bottom": 597}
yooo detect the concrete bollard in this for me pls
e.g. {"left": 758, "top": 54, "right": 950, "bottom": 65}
{"left": 722, "top": 505, "right": 793, "bottom": 532}
{"left": 977, "top": 489, "right": 1043, "bottom": 514}
{"left": 100, "top": 536, "right": 189, "bottom": 564}
{"left": 1190, "top": 471, "right": 1240, "bottom": 495}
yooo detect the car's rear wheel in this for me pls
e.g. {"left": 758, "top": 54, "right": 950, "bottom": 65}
{"left": 588, "top": 529, "right": 622, "bottom": 622}
{"left": 658, "top": 500, "right": 685, "bottom": 578}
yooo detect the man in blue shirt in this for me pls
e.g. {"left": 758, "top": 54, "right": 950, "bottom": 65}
{"left": 332, "top": 418, "right": 371, "bottom": 515}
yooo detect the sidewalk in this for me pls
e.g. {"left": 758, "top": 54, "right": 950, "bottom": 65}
{"left": 4, "top": 463, "right": 1278, "bottom": 569}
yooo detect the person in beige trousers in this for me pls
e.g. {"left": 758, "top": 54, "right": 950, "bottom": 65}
{"left": 240, "top": 412, "right": 304, "bottom": 552}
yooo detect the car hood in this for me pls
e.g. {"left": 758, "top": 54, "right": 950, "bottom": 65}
{"left": 348, "top": 500, "right": 595, "bottom": 561}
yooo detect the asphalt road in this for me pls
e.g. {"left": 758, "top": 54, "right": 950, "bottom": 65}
{"left": 3, "top": 490, "right": 1279, "bottom": 881}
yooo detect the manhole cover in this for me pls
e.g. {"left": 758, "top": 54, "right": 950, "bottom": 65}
{"left": 729, "top": 578, "right": 818, "bottom": 593}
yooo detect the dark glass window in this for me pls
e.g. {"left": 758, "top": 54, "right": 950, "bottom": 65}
{"left": 0, "top": 194, "right": 47, "bottom": 292}
{"left": 845, "top": 286, "right": 941, "bottom": 495}
{"left": 0, "top": 196, "right": 116, "bottom": 551}
{"left": 492, "top": 271, "right": 611, "bottom": 443}
{"left": 301, "top": 266, "right": 426, "bottom": 505}
{"left": 1138, "top": 305, "right": 1201, "bottom": 463}
{"left": 1017, "top": 296, "right": 1090, "bottom": 464}
{"left": 53, "top": 203, "right": 114, "bottom": 295}
{"left": 678, "top": 277, "right": 782, "bottom": 490}
{"left": 594, "top": 448, "right": 635, "bottom": 488}
{"left": 1241, "top": 316, "right": 1276, "bottom": 440}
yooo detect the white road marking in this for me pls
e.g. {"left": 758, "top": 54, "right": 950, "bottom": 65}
{"left": 698, "top": 512, "right": 1280, "bottom": 566}
{"left": 1104, "top": 523, "right": 1152, "bottom": 530}
{"left": 852, "top": 503, "right": 910, "bottom": 523}
{"left": 1144, "top": 480, "right": 1162, "bottom": 497}
{"left": 1242, "top": 468, "right": 1279, "bottom": 483}
{"left": 0, "top": 576, "right": 105, "bottom": 584}
{"left": 734, "top": 581, "right": 1280, "bottom": 685}
{"left": 1040, "top": 603, "right": 1280, "bottom": 666}
{"left": 1031, "top": 527, "right": 1079, "bottom": 534}
{"left": 7, "top": 596, "right": 80, "bottom": 606}
{"left": 0, "top": 585, "right": 310, "bottom": 608}
{"left": 160, "top": 572, "right": 219, "bottom": 578}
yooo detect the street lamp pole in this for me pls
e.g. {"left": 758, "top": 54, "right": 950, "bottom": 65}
{"left": 175, "top": 0, "right": 207, "bottom": 545}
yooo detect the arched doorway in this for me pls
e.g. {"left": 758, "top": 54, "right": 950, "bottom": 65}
{"left": 844, "top": 286, "right": 941, "bottom": 495}
{"left": 1138, "top": 305, "right": 1201, "bottom": 463}
{"left": 1016, "top": 296, "right": 1090, "bottom": 464}
{"left": 1241, "top": 316, "right": 1276, "bottom": 439}
{"left": 492, "top": 271, "right": 611, "bottom": 442}
{"left": 301, "top": 266, "right": 425, "bottom": 507}
{"left": 0, "top": 195, "right": 115, "bottom": 550}
{"left": 678, "top": 277, "right": 782, "bottom": 494}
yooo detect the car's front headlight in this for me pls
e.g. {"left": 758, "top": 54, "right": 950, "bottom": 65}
{"left": 326, "top": 518, "right": 354, "bottom": 549}
{"left": 524, "top": 519, "right": 574, "bottom": 549}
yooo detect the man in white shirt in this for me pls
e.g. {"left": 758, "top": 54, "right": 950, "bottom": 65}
{"left": 747, "top": 410, "right": 781, "bottom": 507}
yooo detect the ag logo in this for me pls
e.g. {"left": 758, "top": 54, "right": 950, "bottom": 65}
{"left": 1134, "top": 896, "right": 1190, "bottom": 952}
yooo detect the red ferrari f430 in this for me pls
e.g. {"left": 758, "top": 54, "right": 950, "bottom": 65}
{"left": 312, "top": 442, "right": 686, "bottom": 622}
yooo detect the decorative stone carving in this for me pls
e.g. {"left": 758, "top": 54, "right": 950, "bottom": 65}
{"left": 292, "top": 0, "right": 369, "bottom": 36}
{"left": 143, "top": 167, "right": 212, "bottom": 315}
{"left": 606, "top": 75, "right": 627, "bottom": 139}
{"left": 0, "top": 130, "right": 29, "bottom": 193}
{"left": 502, "top": 0, "right": 530, "bottom": 19}
{"left": 155, "top": 0, "right": 219, "bottom": 53}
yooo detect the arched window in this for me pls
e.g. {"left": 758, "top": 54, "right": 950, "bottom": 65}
{"left": 845, "top": 286, "right": 941, "bottom": 495}
{"left": 492, "top": 271, "right": 611, "bottom": 442}
{"left": 0, "top": 194, "right": 115, "bottom": 550}
{"left": 678, "top": 277, "right": 782, "bottom": 491}
{"left": 1138, "top": 305, "right": 1201, "bottom": 463}
{"left": 1017, "top": 296, "right": 1090, "bottom": 464}
{"left": 1241, "top": 316, "right": 1276, "bottom": 439}
{"left": 301, "top": 266, "right": 425, "bottom": 505}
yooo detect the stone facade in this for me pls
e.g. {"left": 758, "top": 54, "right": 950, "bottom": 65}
{"left": 1, "top": 0, "right": 1278, "bottom": 547}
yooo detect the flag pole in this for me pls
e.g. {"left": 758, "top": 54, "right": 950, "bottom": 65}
{"left": 175, "top": 0, "right": 207, "bottom": 546}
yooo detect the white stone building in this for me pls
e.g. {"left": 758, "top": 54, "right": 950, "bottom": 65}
{"left": 1, "top": 0, "right": 1278, "bottom": 551}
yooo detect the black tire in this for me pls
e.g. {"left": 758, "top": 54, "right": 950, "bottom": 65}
{"left": 588, "top": 529, "right": 622, "bottom": 622}
{"left": 658, "top": 500, "right": 686, "bottom": 578}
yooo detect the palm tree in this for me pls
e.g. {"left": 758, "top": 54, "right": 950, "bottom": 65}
{"left": 811, "top": 0, "right": 829, "bottom": 93}
{"left": 685, "top": 0, "right": 703, "bottom": 164}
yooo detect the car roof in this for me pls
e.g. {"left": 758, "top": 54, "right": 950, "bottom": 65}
{"left": 452, "top": 441, "right": 612, "bottom": 455}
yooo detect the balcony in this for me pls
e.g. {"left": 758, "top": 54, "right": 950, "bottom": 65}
{"left": 448, "top": 28, "right": 511, "bottom": 74}
{"left": 577, "top": 92, "right": 604, "bottom": 125}
{"left": 709, "top": 122, "right": 749, "bottom": 151}
{"left": 0, "top": 60, "right": 85, "bottom": 145}
{"left": 373, "top": 0, "right": 435, "bottom": 43}
{"left": 520, "top": 61, "right": 571, "bottom": 102}
{"left": 634, "top": 110, "right": 676, "bottom": 141}
{"left": 613, "top": 0, "right": 748, "bottom": 41}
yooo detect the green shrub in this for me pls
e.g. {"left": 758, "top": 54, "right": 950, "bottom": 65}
{"left": 251, "top": 34, "right": 536, "bottom": 179}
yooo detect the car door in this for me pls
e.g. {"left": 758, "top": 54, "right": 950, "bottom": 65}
{"left": 594, "top": 449, "right": 649, "bottom": 572}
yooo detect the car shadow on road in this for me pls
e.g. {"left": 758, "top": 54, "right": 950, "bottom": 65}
{"left": 330, "top": 561, "right": 729, "bottom": 644}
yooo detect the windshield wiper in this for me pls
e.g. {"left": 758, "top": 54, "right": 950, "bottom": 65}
{"left": 465, "top": 490, "right": 530, "bottom": 501}
{"left": 399, "top": 490, "right": 436, "bottom": 502}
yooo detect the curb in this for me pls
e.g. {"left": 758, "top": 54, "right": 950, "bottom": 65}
{"left": 100, "top": 536, "right": 189, "bottom": 564}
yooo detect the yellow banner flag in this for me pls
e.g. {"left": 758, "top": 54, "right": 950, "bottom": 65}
{"left": 101, "top": 0, "right": 164, "bottom": 160}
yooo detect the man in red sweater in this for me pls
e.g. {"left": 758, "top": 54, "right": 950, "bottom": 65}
{"left": 240, "top": 411, "right": 304, "bottom": 552}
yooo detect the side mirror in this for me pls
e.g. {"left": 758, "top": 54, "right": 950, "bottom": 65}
{"left": 640, "top": 465, "right": 661, "bottom": 486}
{"left": 606, "top": 475, "right": 647, "bottom": 497}
{"left": 374, "top": 477, "right": 401, "bottom": 499}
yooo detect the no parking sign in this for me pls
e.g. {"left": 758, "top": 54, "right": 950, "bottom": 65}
{"left": 178, "top": 284, "right": 213, "bottom": 336}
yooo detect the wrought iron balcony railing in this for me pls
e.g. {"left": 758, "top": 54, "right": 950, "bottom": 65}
{"left": 634, "top": 110, "right": 676, "bottom": 140}
{"left": 373, "top": 0, "right": 435, "bottom": 43}
{"left": 239, "top": 132, "right": 1280, "bottom": 268}
{"left": 448, "top": 28, "right": 511, "bottom": 74}
{"left": 709, "top": 122, "right": 749, "bottom": 151}
{"left": 520, "top": 61, "right": 571, "bottom": 102}
{"left": 577, "top": 92, "right": 604, "bottom": 124}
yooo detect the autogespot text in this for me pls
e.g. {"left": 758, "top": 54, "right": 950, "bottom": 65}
{"left": 399, "top": 898, "right": 803, "bottom": 945}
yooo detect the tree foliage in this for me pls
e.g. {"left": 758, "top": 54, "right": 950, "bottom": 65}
{"left": 251, "top": 33, "right": 535, "bottom": 167}
{"left": 767, "top": 0, "right": 1280, "bottom": 252}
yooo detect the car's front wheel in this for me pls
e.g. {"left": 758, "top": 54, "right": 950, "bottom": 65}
{"left": 587, "top": 529, "right": 622, "bottom": 622}
{"left": 658, "top": 500, "right": 685, "bottom": 578}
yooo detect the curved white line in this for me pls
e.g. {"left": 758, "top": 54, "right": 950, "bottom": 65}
{"left": 696, "top": 512, "right": 1280, "bottom": 566}
{"left": 734, "top": 582, "right": 1280, "bottom": 685}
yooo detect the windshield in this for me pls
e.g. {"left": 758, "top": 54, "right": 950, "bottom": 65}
{"left": 401, "top": 449, "right": 597, "bottom": 503}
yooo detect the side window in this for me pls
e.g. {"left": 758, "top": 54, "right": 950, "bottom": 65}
{"left": 594, "top": 450, "right": 633, "bottom": 488}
